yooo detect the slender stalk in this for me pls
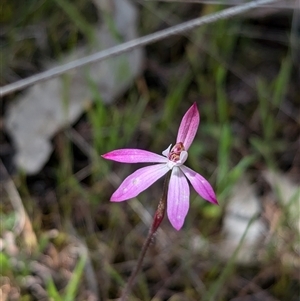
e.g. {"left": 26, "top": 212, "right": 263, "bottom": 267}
{"left": 120, "top": 173, "right": 171, "bottom": 301}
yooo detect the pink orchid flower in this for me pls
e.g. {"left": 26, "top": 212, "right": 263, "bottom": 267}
{"left": 102, "top": 103, "right": 218, "bottom": 230}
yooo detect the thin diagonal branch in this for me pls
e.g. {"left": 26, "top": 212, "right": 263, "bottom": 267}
{"left": 0, "top": 0, "right": 278, "bottom": 97}
{"left": 144, "top": 0, "right": 294, "bottom": 9}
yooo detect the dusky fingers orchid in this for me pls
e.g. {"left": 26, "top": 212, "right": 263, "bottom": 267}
{"left": 102, "top": 102, "right": 218, "bottom": 230}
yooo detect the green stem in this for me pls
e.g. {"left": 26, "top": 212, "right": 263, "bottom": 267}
{"left": 120, "top": 172, "right": 171, "bottom": 301}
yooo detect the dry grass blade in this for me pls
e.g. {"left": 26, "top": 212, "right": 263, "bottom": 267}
{"left": 144, "top": 0, "right": 295, "bottom": 9}
{"left": 0, "top": 159, "right": 37, "bottom": 251}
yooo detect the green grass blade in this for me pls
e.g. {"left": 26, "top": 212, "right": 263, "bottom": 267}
{"left": 203, "top": 215, "right": 259, "bottom": 301}
{"left": 217, "top": 123, "right": 232, "bottom": 188}
{"left": 272, "top": 56, "right": 292, "bottom": 107}
{"left": 53, "top": 0, "right": 95, "bottom": 44}
{"left": 64, "top": 253, "right": 87, "bottom": 301}
{"left": 46, "top": 276, "right": 63, "bottom": 301}
{"left": 216, "top": 66, "right": 229, "bottom": 124}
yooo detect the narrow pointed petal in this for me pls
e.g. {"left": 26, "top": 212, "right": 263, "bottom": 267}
{"left": 167, "top": 167, "right": 190, "bottom": 230}
{"left": 111, "top": 164, "right": 169, "bottom": 202}
{"left": 176, "top": 102, "right": 200, "bottom": 150}
{"left": 102, "top": 149, "right": 167, "bottom": 163}
{"left": 180, "top": 165, "right": 218, "bottom": 204}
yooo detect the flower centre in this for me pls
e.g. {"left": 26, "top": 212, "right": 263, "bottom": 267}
{"left": 168, "top": 142, "right": 185, "bottom": 162}
{"left": 162, "top": 142, "right": 188, "bottom": 169}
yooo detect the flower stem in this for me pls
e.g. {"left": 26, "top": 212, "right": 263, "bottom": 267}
{"left": 120, "top": 172, "right": 171, "bottom": 301}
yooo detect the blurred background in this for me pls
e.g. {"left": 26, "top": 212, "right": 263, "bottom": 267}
{"left": 1, "top": 0, "right": 299, "bottom": 300}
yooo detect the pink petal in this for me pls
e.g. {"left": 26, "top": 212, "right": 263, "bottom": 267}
{"left": 167, "top": 167, "right": 190, "bottom": 231}
{"left": 176, "top": 102, "right": 200, "bottom": 150}
{"left": 111, "top": 164, "right": 169, "bottom": 202}
{"left": 180, "top": 165, "right": 218, "bottom": 205}
{"left": 102, "top": 149, "right": 167, "bottom": 163}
